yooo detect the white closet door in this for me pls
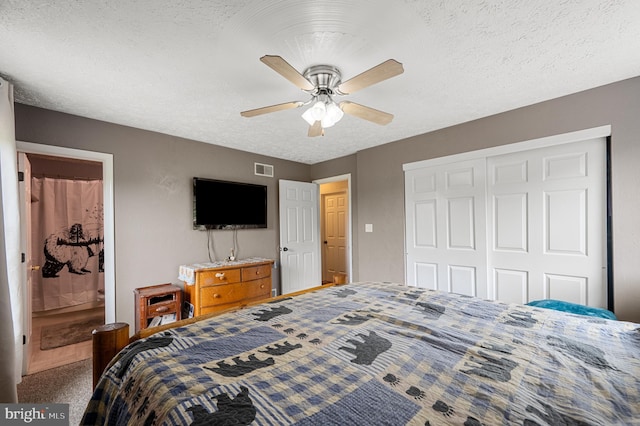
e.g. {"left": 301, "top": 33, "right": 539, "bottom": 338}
{"left": 405, "top": 136, "right": 607, "bottom": 308}
{"left": 405, "top": 159, "right": 488, "bottom": 298}
{"left": 487, "top": 138, "right": 606, "bottom": 306}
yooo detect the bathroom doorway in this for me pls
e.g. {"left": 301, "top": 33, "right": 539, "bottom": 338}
{"left": 17, "top": 141, "right": 115, "bottom": 375}
{"left": 25, "top": 153, "right": 104, "bottom": 373}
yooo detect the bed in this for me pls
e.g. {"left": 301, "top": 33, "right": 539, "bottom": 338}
{"left": 82, "top": 281, "right": 640, "bottom": 425}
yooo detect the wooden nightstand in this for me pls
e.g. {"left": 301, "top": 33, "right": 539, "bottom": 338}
{"left": 134, "top": 284, "right": 182, "bottom": 332}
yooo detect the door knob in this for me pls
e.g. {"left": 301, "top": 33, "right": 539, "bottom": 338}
{"left": 282, "top": 247, "right": 289, "bottom": 251}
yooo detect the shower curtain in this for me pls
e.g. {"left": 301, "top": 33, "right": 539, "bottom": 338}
{"left": 31, "top": 177, "right": 104, "bottom": 312}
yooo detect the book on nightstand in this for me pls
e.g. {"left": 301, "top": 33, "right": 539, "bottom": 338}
{"left": 148, "top": 316, "right": 162, "bottom": 327}
{"left": 160, "top": 313, "right": 176, "bottom": 325}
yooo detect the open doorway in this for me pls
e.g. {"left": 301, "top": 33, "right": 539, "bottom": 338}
{"left": 278, "top": 175, "right": 352, "bottom": 294}
{"left": 316, "top": 175, "right": 352, "bottom": 285}
{"left": 24, "top": 153, "right": 105, "bottom": 373}
{"left": 17, "top": 141, "right": 115, "bottom": 376}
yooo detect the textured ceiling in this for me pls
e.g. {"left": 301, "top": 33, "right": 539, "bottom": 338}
{"left": 2, "top": 1, "right": 640, "bottom": 164}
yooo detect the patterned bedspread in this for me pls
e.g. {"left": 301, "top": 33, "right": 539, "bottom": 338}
{"left": 82, "top": 282, "right": 640, "bottom": 425}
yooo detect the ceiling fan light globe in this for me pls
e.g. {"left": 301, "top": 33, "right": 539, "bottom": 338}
{"left": 321, "top": 115, "right": 337, "bottom": 128}
{"left": 310, "top": 101, "right": 326, "bottom": 121}
{"left": 325, "top": 102, "right": 344, "bottom": 123}
{"left": 301, "top": 108, "right": 317, "bottom": 126}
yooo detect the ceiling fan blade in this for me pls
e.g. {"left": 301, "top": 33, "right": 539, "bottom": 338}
{"left": 240, "top": 101, "right": 303, "bottom": 118}
{"left": 308, "top": 121, "right": 324, "bottom": 137}
{"left": 340, "top": 101, "right": 394, "bottom": 125}
{"left": 337, "top": 59, "right": 404, "bottom": 94}
{"left": 260, "top": 55, "right": 315, "bottom": 91}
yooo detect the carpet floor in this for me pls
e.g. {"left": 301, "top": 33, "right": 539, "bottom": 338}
{"left": 17, "top": 358, "right": 92, "bottom": 425}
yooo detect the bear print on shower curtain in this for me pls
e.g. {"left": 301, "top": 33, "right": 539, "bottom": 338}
{"left": 31, "top": 177, "right": 104, "bottom": 312}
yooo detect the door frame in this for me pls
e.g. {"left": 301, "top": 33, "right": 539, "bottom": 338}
{"left": 313, "top": 174, "right": 353, "bottom": 283}
{"left": 17, "top": 142, "right": 116, "bottom": 329}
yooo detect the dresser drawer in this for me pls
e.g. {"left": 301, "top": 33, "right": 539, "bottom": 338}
{"left": 244, "top": 277, "right": 271, "bottom": 299}
{"left": 200, "top": 279, "right": 271, "bottom": 315}
{"left": 147, "top": 301, "right": 179, "bottom": 317}
{"left": 200, "top": 278, "right": 271, "bottom": 308}
{"left": 241, "top": 264, "right": 271, "bottom": 281}
{"left": 197, "top": 268, "right": 241, "bottom": 286}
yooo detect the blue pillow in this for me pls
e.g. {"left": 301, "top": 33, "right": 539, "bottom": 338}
{"left": 526, "top": 299, "right": 617, "bottom": 320}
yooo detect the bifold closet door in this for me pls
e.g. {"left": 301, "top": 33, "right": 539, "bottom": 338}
{"left": 405, "top": 158, "right": 489, "bottom": 299}
{"left": 487, "top": 137, "right": 606, "bottom": 307}
{"left": 405, "top": 137, "right": 606, "bottom": 308}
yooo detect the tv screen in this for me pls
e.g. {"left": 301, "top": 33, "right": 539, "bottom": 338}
{"left": 193, "top": 178, "right": 267, "bottom": 230}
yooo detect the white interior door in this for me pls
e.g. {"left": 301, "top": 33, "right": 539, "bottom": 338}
{"left": 322, "top": 190, "right": 348, "bottom": 282}
{"left": 487, "top": 137, "right": 606, "bottom": 306}
{"left": 17, "top": 152, "right": 32, "bottom": 374}
{"left": 405, "top": 158, "right": 488, "bottom": 298}
{"left": 279, "top": 179, "right": 321, "bottom": 294}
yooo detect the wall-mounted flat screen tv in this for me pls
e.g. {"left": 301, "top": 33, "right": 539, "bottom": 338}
{"left": 193, "top": 177, "right": 267, "bottom": 230}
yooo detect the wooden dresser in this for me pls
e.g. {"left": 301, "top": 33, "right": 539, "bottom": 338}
{"left": 180, "top": 258, "right": 274, "bottom": 317}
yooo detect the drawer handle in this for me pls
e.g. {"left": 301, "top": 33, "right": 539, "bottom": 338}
{"left": 215, "top": 272, "right": 225, "bottom": 279}
{"left": 156, "top": 306, "right": 169, "bottom": 313}
{"left": 213, "top": 294, "right": 221, "bottom": 298}
{"left": 260, "top": 284, "right": 264, "bottom": 289}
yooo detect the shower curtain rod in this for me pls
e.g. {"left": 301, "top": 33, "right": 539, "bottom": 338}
{"left": 32, "top": 173, "right": 102, "bottom": 181}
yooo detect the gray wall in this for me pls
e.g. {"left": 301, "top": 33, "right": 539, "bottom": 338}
{"left": 311, "top": 76, "right": 640, "bottom": 322}
{"left": 15, "top": 105, "right": 310, "bottom": 330}
{"left": 16, "top": 75, "right": 640, "bottom": 324}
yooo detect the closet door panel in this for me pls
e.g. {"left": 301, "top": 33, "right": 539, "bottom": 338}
{"left": 488, "top": 137, "right": 606, "bottom": 307}
{"left": 405, "top": 159, "right": 487, "bottom": 298}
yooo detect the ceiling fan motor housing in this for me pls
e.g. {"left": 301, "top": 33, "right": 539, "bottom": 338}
{"left": 303, "top": 65, "right": 342, "bottom": 96}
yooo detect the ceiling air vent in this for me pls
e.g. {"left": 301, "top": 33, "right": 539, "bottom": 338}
{"left": 254, "top": 162, "right": 274, "bottom": 177}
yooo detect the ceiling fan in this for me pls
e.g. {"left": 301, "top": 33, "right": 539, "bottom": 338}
{"left": 240, "top": 55, "right": 404, "bottom": 137}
